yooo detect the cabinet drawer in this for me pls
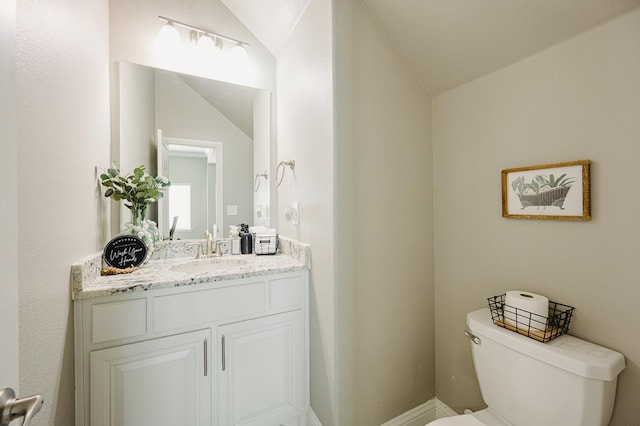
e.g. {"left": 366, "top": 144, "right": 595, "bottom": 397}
{"left": 269, "top": 275, "right": 303, "bottom": 310}
{"left": 152, "top": 282, "right": 266, "bottom": 332}
{"left": 91, "top": 299, "right": 146, "bottom": 344}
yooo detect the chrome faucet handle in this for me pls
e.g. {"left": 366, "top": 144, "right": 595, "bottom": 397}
{"left": 187, "top": 242, "right": 204, "bottom": 259}
{"left": 0, "top": 388, "right": 44, "bottom": 426}
{"left": 205, "top": 231, "right": 214, "bottom": 255}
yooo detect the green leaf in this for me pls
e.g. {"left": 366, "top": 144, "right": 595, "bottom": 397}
{"left": 133, "top": 167, "right": 145, "bottom": 178}
{"left": 104, "top": 188, "right": 114, "bottom": 197}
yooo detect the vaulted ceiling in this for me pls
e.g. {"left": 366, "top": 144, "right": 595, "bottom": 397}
{"left": 222, "top": 0, "right": 640, "bottom": 94}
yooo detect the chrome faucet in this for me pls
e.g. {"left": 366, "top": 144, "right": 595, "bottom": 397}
{"left": 169, "top": 216, "right": 178, "bottom": 240}
{"left": 205, "top": 231, "right": 214, "bottom": 256}
{"left": 187, "top": 242, "right": 204, "bottom": 259}
{"left": 188, "top": 231, "right": 220, "bottom": 259}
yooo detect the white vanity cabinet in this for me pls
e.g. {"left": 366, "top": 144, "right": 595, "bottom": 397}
{"left": 90, "top": 328, "right": 212, "bottom": 425}
{"left": 218, "top": 311, "right": 304, "bottom": 426}
{"left": 74, "top": 270, "right": 309, "bottom": 426}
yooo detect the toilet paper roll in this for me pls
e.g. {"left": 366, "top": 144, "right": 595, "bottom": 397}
{"left": 504, "top": 291, "right": 549, "bottom": 331}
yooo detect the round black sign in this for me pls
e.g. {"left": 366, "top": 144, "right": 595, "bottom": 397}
{"left": 103, "top": 235, "right": 148, "bottom": 269}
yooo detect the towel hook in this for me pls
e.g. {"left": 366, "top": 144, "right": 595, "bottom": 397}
{"left": 275, "top": 159, "right": 295, "bottom": 187}
{"left": 254, "top": 171, "right": 268, "bottom": 192}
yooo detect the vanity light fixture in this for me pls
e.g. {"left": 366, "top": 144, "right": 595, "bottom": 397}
{"left": 158, "top": 16, "right": 249, "bottom": 57}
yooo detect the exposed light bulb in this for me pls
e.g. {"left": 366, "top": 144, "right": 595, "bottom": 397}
{"left": 156, "top": 21, "right": 184, "bottom": 67}
{"left": 227, "top": 42, "right": 254, "bottom": 83}
{"left": 196, "top": 34, "right": 215, "bottom": 53}
{"left": 157, "top": 22, "right": 180, "bottom": 49}
{"left": 231, "top": 43, "right": 249, "bottom": 64}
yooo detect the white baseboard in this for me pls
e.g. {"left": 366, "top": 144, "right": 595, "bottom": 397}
{"left": 307, "top": 407, "right": 322, "bottom": 426}
{"left": 308, "top": 398, "right": 457, "bottom": 426}
{"left": 380, "top": 398, "right": 457, "bottom": 426}
{"left": 434, "top": 399, "right": 458, "bottom": 418}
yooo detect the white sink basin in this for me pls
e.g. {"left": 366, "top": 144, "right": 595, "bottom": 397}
{"left": 171, "top": 258, "right": 249, "bottom": 274}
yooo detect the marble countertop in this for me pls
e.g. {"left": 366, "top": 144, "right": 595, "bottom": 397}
{"left": 71, "top": 236, "right": 310, "bottom": 300}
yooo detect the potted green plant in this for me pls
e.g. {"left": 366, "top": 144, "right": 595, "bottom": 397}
{"left": 511, "top": 174, "right": 574, "bottom": 210}
{"left": 100, "top": 163, "right": 170, "bottom": 248}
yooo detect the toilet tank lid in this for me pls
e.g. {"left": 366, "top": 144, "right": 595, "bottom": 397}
{"left": 467, "top": 308, "right": 625, "bottom": 381}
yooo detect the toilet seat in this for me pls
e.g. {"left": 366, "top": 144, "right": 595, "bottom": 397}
{"left": 426, "top": 414, "right": 485, "bottom": 426}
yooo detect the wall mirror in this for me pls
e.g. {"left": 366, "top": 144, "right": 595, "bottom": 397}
{"left": 116, "top": 61, "right": 272, "bottom": 240}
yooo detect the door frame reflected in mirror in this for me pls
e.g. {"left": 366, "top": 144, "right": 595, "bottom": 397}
{"left": 157, "top": 130, "right": 223, "bottom": 240}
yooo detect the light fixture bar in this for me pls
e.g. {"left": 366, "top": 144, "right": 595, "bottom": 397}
{"left": 158, "top": 16, "right": 249, "bottom": 47}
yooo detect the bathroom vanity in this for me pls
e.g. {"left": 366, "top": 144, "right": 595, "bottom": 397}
{"left": 72, "top": 240, "right": 310, "bottom": 426}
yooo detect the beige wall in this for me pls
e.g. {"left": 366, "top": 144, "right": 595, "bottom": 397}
{"left": 433, "top": 8, "right": 640, "bottom": 424}
{"left": 276, "top": 0, "right": 337, "bottom": 423}
{"left": 334, "top": 0, "right": 435, "bottom": 424}
{"left": 16, "top": 0, "right": 111, "bottom": 424}
{"left": 0, "top": 0, "right": 19, "bottom": 392}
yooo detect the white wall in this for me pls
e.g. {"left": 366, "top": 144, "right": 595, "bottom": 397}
{"left": 0, "top": 0, "right": 19, "bottom": 394}
{"left": 433, "top": 8, "right": 640, "bottom": 424}
{"left": 276, "top": 0, "right": 336, "bottom": 423}
{"left": 118, "top": 61, "right": 156, "bottom": 174}
{"left": 253, "top": 90, "right": 273, "bottom": 226}
{"left": 334, "top": 0, "right": 434, "bottom": 424}
{"left": 115, "top": 61, "right": 157, "bottom": 232}
{"left": 16, "top": 0, "right": 111, "bottom": 424}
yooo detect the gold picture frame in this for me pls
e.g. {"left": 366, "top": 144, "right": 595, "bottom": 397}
{"left": 501, "top": 160, "right": 591, "bottom": 221}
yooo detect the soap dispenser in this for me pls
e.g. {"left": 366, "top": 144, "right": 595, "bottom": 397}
{"left": 239, "top": 223, "right": 252, "bottom": 254}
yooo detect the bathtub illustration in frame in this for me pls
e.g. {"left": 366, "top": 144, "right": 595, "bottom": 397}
{"left": 501, "top": 160, "right": 591, "bottom": 220}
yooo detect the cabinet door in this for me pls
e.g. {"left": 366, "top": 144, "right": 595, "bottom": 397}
{"left": 218, "top": 311, "right": 305, "bottom": 426}
{"left": 90, "top": 329, "right": 211, "bottom": 426}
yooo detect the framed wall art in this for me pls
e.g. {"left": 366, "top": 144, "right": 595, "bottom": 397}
{"left": 501, "top": 160, "right": 591, "bottom": 221}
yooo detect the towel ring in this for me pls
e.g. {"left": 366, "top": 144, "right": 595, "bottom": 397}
{"left": 254, "top": 171, "right": 268, "bottom": 192}
{"left": 275, "top": 159, "right": 295, "bottom": 187}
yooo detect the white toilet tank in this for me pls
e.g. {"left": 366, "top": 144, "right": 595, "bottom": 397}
{"left": 467, "top": 308, "right": 625, "bottom": 426}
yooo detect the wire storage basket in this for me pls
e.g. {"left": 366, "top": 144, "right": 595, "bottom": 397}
{"left": 487, "top": 293, "right": 574, "bottom": 343}
{"left": 253, "top": 234, "right": 278, "bottom": 255}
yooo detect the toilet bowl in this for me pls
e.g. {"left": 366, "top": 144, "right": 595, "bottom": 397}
{"left": 426, "top": 308, "right": 625, "bottom": 426}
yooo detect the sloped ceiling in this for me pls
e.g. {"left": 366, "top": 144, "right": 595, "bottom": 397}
{"left": 157, "top": 68, "right": 257, "bottom": 138}
{"left": 221, "top": 0, "right": 311, "bottom": 56}
{"left": 361, "top": 0, "right": 640, "bottom": 94}
{"left": 179, "top": 73, "right": 257, "bottom": 138}
{"left": 222, "top": 0, "right": 640, "bottom": 94}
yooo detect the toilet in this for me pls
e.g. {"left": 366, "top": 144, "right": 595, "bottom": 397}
{"left": 428, "top": 308, "right": 625, "bottom": 426}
